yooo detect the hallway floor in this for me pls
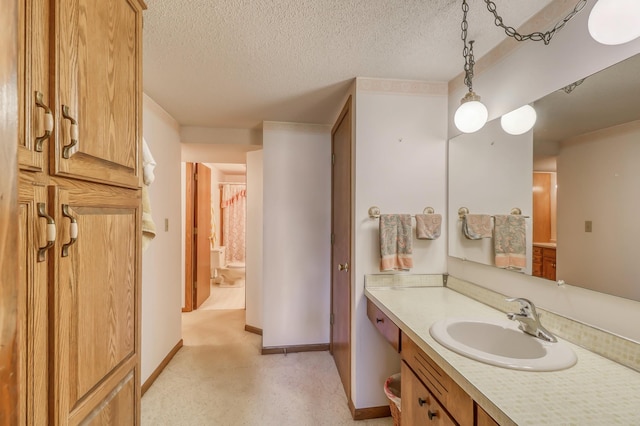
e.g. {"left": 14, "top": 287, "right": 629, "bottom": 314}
{"left": 141, "top": 309, "right": 393, "bottom": 426}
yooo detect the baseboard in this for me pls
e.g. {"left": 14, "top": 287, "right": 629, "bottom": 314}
{"left": 348, "top": 399, "right": 391, "bottom": 420}
{"left": 244, "top": 324, "right": 263, "bottom": 336}
{"left": 141, "top": 339, "right": 184, "bottom": 396}
{"left": 261, "top": 343, "right": 329, "bottom": 355}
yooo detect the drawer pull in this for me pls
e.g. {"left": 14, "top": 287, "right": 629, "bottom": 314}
{"left": 61, "top": 105, "right": 79, "bottom": 158}
{"left": 376, "top": 317, "right": 384, "bottom": 324}
{"left": 61, "top": 204, "right": 78, "bottom": 257}
{"left": 37, "top": 202, "right": 56, "bottom": 262}
{"left": 418, "top": 397, "right": 427, "bottom": 407}
{"left": 34, "top": 91, "right": 53, "bottom": 152}
{"left": 428, "top": 410, "right": 437, "bottom": 420}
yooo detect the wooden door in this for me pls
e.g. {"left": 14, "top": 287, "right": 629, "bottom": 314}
{"left": 532, "top": 172, "right": 551, "bottom": 243}
{"left": 51, "top": 181, "right": 140, "bottom": 425}
{"left": 194, "top": 164, "right": 212, "bottom": 308}
{"left": 53, "top": 0, "right": 143, "bottom": 188}
{"left": 0, "top": 0, "right": 20, "bottom": 421}
{"left": 17, "top": 177, "right": 49, "bottom": 426}
{"left": 331, "top": 97, "right": 352, "bottom": 400}
{"left": 17, "top": 0, "right": 50, "bottom": 173}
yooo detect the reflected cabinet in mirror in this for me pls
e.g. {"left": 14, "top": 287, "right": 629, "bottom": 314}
{"left": 448, "top": 53, "right": 640, "bottom": 302}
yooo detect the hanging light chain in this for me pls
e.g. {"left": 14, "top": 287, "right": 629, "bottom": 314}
{"left": 484, "top": 0, "right": 588, "bottom": 45}
{"left": 461, "top": 0, "right": 475, "bottom": 93}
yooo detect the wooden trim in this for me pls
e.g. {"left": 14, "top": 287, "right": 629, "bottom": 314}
{"left": 0, "top": 0, "right": 19, "bottom": 422}
{"left": 261, "top": 343, "right": 329, "bottom": 355}
{"left": 348, "top": 399, "right": 391, "bottom": 421}
{"left": 244, "top": 324, "right": 263, "bottom": 336}
{"left": 141, "top": 339, "right": 184, "bottom": 396}
{"left": 184, "top": 163, "right": 195, "bottom": 312}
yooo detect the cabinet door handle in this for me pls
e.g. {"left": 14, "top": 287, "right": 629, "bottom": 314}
{"left": 428, "top": 410, "right": 437, "bottom": 420}
{"left": 61, "top": 204, "right": 78, "bottom": 257}
{"left": 376, "top": 317, "right": 384, "bottom": 324}
{"left": 418, "top": 397, "right": 426, "bottom": 407}
{"left": 61, "top": 105, "right": 79, "bottom": 159}
{"left": 34, "top": 91, "right": 53, "bottom": 152}
{"left": 37, "top": 203, "right": 56, "bottom": 262}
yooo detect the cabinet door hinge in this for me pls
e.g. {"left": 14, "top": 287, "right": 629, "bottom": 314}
{"left": 331, "top": 233, "right": 335, "bottom": 245}
{"left": 330, "top": 312, "right": 335, "bottom": 326}
{"left": 194, "top": 172, "right": 198, "bottom": 181}
{"left": 194, "top": 227, "right": 198, "bottom": 235}
{"left": 331, "top": 153, "right": 335, "bottom": 166}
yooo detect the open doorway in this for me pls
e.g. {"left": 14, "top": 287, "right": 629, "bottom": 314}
{"left": 184, "top": 162, "right": 247, "bottom": 312}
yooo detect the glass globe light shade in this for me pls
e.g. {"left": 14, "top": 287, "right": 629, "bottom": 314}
{"left": 588, "top": 0, "right": 640, "bottom": 45}
{"left": 454, "top": 93, "right": 488, "bottom": 133}
{"left": 500, "top": 105, "right": 537, "bottom": 135}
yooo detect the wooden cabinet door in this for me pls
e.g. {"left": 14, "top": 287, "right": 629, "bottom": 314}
{"left": 53, "top": 0, "right": 143, "bottom": 188}
{"left": 17, "top": 177, "right": 49, "bottom": 425}
{"left": 18, "top": 0, "right": 51, "bottom": 172}
{"left": 51, "top": 181, "right": 140, "bottom": 425}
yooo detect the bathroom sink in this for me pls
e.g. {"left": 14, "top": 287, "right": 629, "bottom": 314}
{"left": 429, "top": 317, "right": 577, "bottom": 371}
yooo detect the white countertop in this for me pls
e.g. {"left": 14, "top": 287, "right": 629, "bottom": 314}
{"left": 365, "top": 286, "right": 640, "bottom": 425}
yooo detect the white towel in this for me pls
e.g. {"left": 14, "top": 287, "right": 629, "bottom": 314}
{"left": 142, "top": 137, "right": 157, "bottom": 185}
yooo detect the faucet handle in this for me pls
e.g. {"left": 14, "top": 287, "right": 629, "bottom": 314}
{"left": 506, "top": 297, "right": 538, "bottom": 316}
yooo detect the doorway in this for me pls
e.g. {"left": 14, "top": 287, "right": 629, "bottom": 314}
{"left": 184, "top": 162, "right": 247, "bottom": 312}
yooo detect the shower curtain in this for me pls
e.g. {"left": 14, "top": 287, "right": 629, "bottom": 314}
{"left": 221, "top": 184, "right": 246, "bottom": 263}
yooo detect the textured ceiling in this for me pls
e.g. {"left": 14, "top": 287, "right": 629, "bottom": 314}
{"left": 143, "top": 0, "right": 552, "bottom": 129}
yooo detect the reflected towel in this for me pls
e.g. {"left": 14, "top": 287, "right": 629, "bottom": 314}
{"left": 494, "top": 215, "right": 527, "bottom": 269}
{"left": 462, "top": 214, "right": 492, "bottom": 239}
{"left": 380, "top": 214, "right": 413, "bottom": 271}
{"left": 415, "top": 214, "right": 442, "bottom": 240}
{"left": 142, "top": 185, "right": 156, "bottom": 252}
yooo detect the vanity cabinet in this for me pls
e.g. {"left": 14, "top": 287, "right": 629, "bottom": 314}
{"left": 401, "top": 333, "right": 474, "bottom": 426}
{"left": 367, "top": 299, "right": 401, "bottom": 352}
{"left": 401, "top": 361, "right": 455, "bottom": 426}
{"left": 15, "top": 0, "right": 145, "bottom": 424}
{"left": 533, "top": 246, "right": 556, "bottom": 281}
{"left": 366, "top": 302, "right": 501, "bottom": 426}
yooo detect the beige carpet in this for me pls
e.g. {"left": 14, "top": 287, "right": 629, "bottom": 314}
{"left": 198, "top": 282, "right": 245, "bottom": 310}
{"left": 141, "top": 310, "right": 393, "bottom": 426}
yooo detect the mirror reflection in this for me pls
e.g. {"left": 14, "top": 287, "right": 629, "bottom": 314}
{"left": 449, "top": 53, "right": 640, "bottom": 302}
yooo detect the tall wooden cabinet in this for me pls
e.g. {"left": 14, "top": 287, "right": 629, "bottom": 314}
{"left": 17, "top": 0, "right": 146, "bottom": 424}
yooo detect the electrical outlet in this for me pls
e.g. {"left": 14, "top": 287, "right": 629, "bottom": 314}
{"left": 585, "top": 220, "right": 592, "bottom": 232}
{"left": 165, "top": 218, "right": 169, "bottom": 232}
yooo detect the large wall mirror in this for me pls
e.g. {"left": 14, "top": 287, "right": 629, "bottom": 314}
{"left": 448, "top": 53, "right": 640, "bottom": 302}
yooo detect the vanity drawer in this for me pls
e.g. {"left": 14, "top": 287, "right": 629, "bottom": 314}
{"left": 366, "top": 299, "right": 400, "bottom": 352}
{"left": 402, "top": 361, "right": 456, "bottom": 426}
{"left": 402, "top": 332, "right": 473, "bottom": 426}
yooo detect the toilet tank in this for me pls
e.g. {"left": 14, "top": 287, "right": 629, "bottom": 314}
{"left": 211, "top": 246, "right": 226, "bottom": 268}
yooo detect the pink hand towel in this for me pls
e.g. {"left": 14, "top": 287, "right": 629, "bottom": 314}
{"left": 415, "top": 214, "right": 442, "bottom": 240}
{"left": 494, "top": 215, "right": 527, "bottom": 269}
{"left": 462, "top": 214, "right": 492, "bottom": 239}
{"left": 379, "top": 214, "right": 413, "bottom": 271}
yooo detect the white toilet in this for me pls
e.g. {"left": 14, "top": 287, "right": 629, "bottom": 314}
{"left": 211, "top": 246, "right": 245, "bottom": 287}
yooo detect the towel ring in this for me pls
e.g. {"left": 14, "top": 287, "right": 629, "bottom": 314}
{"left": 510, "top": 207, "right": 522, "bottom": 215}
{"left": 423, "top": 207, "right": 435, "bottom": 215}
{"left": 458, "top": 207, "right": 469, "bottom": 219}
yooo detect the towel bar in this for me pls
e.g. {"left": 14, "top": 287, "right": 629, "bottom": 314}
{"left": 458, "top": 207, "right": 530, "bottom": 219}
{"left": 368, "top": 206, "right": 435, "bottom": 219}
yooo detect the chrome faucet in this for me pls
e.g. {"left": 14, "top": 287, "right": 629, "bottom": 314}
{"left": 506, "top": 297, "right": 557, "bottom": 343}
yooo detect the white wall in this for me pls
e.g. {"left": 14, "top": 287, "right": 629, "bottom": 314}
{"left": 141, "top": 94, "right": 183, "bottom": 384}
{"left": 448, "top": 118, "right": 533, "bottom": 274}
{"left": 447, "top": 1, "right": 640, "bottom": 342}
{"left": 262, "top": 122, "right": 331, "bottom": 347}
{"left": 246, "top": 150, "right": 263, "bottom": 330}
{"left": 353, "top": 79, "right": 448, "bottom": 408}
{"left": 557, "top": 121, "right": 640, "bottom": 301}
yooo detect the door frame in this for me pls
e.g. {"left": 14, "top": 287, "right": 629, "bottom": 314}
{"left": 183, "top": 163, "right": 196, "bottom": 312}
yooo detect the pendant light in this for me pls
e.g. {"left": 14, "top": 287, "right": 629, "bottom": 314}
{"left": 588, "top": 0, "right": 640, "bottom": 45}
{"left": 500, "top": 105, "right": 537, "bottom": 135}
{"left": 454, "top": 2, "right": 488, "bottom": 134}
